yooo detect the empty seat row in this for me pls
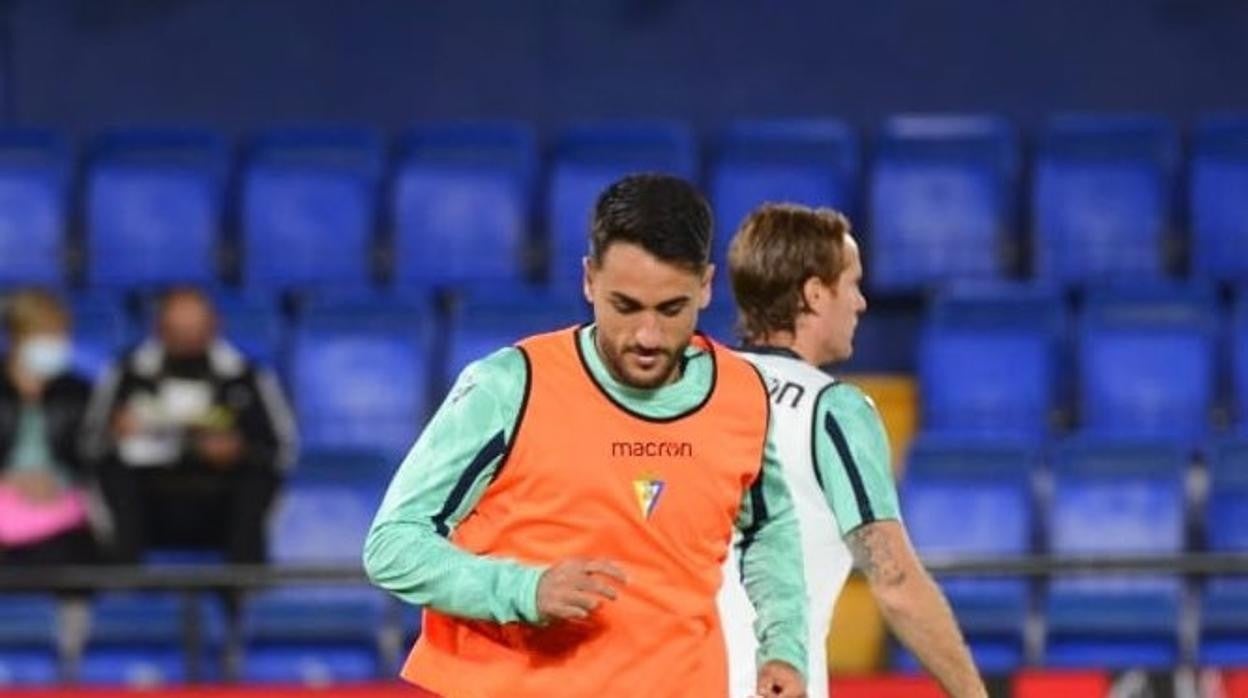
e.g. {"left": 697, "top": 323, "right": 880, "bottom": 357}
{"left": 0, "top": 115, "right": 1246, "bottom": 296}
{"left": 902, "top": 435, "right": 1248, "bottom": 671}
{"left": 920, "top": 282, "right": 1248, "bottom": 442}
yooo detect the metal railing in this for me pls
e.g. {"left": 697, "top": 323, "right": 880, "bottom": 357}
{"left": 0, "top": 554, "right": 1245, "bottom": 683}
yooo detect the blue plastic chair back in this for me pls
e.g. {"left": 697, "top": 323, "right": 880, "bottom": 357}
{"left": 1191, "top": 115, "right": 1248, "bottom": 281}
{"left": 291, "top": 297, "right": 431, "bottom": 457}
{"left": 1077, "top": 285, "right": 1216, "bottom": 441}
{"left": 86, "top": 128, "right": 225, "bottom": 288}
{"left": 1033, "top": 115, "right": 1177, "bottom": 285}
{"left": 870, "top": 115, "right": 1017, "bottom": 291}
{"left": 242, "top": 127, "right": 382, "bottom": 290}
{"left": 393, "top": 122, "right": 536, "bottom": 287}
{"left": 0, "top": 130, "right": 68, "bottom": 286}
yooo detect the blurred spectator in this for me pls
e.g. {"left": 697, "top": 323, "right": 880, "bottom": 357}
{"left": 0, "top": 290, "right": 96, "bottom": 565}
{"left": 86, "top": 287, "right": 296, "bottom": 564}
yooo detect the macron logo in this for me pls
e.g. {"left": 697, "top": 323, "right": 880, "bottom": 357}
{"left": 611, "top": 441, "right": 694, "bottom": 458}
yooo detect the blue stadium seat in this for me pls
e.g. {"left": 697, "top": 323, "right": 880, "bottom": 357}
{"left": 0, "top": 648, "right": 57, "bottom": 687}
{"left": 547, "top": 122, "right": 696, "bottom": 290}
{"left": 901, "top": 437, "right": 1036, "bottom": 673}
{"left": 1033, "top": 115, "right": 1177, "bottom": 285}
{"left": 697, "top": 301, "right": 738, "bottom": 347}
{"left": 446, "top": 285, "right": 588, "bottom": 380}
{"left": 392, "top": 122, "right": 537, "bottom": 287}
{"left": 869, "top": 115, "right": 1018, "bottom": 292}
{"left": 70, "top": 293, "right": 134, "bottom": 379}
{"left": 1201, "top": 438, "right": 1248, "bottom": 666}
{"left": 1192, "top": 115, "right": 1248, "bottom": 282}
{"left": 918, "top": 283, "right": 1064, "bottom": 439}
{"left": 291, "top": 295, "right": 432, "bottom": 458}
{"left": 82, "top": 592, "right": 224, "bottom": 686}
{"left": 1233, "top": 292, "right": 1248, "bottom": 430}
{"left": 214, "top": 293, "right": 285, "bottom": 369}
{"left": 1076, "top": 284, "right": 1217, "bottom": 442}
{"left": 0, "top": 130, "right": 68, "bottom": 286}
{"left": 1044, "top": 438, "right": 1186, "bottom": 669}
{"left": 0, "top": 595, "right": 58, "bottom": 686}
{"left": 242, "top": 451, "right": 390, "bottom": 684}
{"left": 710, "top": 120, "right": 856, "bottom": 269}
{"left": 242, "top": 127, "right": 383, "bottom": 290}
{"left": 86, "top": 128, "right": 225, "bottom": 288}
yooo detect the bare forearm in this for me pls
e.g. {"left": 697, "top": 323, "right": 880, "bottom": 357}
{"left": 847, "top": 522, "right": 985, "bottom": 698}
{"left": 875, "top": 572, "right": 985, "bottom": 698}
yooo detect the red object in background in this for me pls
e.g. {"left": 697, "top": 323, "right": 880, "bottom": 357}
{"left": 1225, "top": 670, "right": 1248, "bottom": 698}
{"left": 1013, "top": 670, "right": 1111, "bottom": 698}
{"left": 829, "top": 675, "right": 946, "bottom": 697}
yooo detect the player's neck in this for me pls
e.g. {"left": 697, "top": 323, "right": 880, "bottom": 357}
{"left": 748, "top": 331, "right": 821, "bottom": 367}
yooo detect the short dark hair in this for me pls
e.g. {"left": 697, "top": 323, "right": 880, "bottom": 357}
{"left": 728, "top": 203, "right": 852, "bottom": 341}
{"left": 588, "top": 173, "right": 712, "bottom": 272}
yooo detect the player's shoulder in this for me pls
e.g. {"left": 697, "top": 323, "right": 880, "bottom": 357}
{"left": 736, "top": 348, "right": 836, "bottom": 389}
{"left": 450, "top": 347, "right": 529, "bottom": 404}
{"left": 817, "top": 380, "right": 888, "bottom": 445}
{"left": 819, "top": 380, "right": 880, "bottom": 417}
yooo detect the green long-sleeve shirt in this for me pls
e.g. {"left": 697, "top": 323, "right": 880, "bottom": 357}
{"left": 364, "top": 324, "right": 808, "bottom": 675}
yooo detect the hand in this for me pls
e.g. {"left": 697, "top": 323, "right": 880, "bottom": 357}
{"left": 7, "top": 470, "right": 62, "bottom": 504}
{"left": 196, "top": 430, "right": 244, "bottom": 469}
{"left": 9, "top": 368, "right": 42, "bottom": 402}
{"left": 535, "top": 559, "right": 627, "bottom": 622}
{"left": 111, "top": 408, "right": 140, "bottom": 439}
{"left": 754, "top": 660, "right": 806, "bottom": 698}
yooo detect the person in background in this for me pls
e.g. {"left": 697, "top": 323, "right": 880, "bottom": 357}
{"left": 85, "top": 287, "right": 297, "bottom": 565}
{"left": 0, "top": 289, "right": 96, "bottom": 565}
{"left": 718, "top": 203, "right": 986, "bottom": 698}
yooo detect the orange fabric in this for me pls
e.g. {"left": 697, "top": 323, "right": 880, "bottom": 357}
{"left": 402, "top": 328, "right": 770, "bottom": 698}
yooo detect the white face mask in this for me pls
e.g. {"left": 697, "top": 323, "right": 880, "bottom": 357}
{"left": 17, "top": 335, "right": 71, "bottom": 379}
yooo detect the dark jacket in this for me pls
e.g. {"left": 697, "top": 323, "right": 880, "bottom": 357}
{"left": 0, "top": 366, "right": 93, "bottom": 481}
{"left": 83, "top": 339, "right": 298, "bottom": 474}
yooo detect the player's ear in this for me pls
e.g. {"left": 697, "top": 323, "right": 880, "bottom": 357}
{"left": 802, "top": 275, "right": 825, "bottom": 309}
{"left": 582, "top": 256, "right": 595, "bottom": 304}
{"left": 698, "top": 263, "right": 714, "bottom": 310}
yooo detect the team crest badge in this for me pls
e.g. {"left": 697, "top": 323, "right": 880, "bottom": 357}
{"left": 633, "top": 475, "right": 665, "bottom": 519}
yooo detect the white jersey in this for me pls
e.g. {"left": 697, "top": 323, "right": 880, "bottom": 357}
{"left": 717, "top": 349, "right": 899, "bottom": 698}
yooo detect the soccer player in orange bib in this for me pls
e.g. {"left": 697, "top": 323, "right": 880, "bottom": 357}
{"left": 364, "top": 174, "right": 808, "bottom": 697}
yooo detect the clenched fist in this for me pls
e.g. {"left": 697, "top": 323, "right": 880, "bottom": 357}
{"left": 754, "top": 660, "right": 806, "bottom": 698}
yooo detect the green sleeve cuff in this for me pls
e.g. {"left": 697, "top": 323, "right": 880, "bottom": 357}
{"left": 512, "top": 563, "right": 547, "bottom": 624}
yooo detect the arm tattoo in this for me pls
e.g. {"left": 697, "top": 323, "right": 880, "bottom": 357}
{"left": 847, "top": 524, "right": 907, "bottom": 588}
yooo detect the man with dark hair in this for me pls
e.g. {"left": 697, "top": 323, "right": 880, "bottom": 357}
{"left": 86, "top": 287, "right": 297, "bottom": 564}
{"left": 365, "top": 174, "right": 809, "bottom": 697}
{"left": 718, "top": 203, "right": 986, "bottom": 698}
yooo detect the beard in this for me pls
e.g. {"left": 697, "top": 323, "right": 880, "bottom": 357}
{"left": 597, "top": 336, "right": 685, "bottom": 389}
